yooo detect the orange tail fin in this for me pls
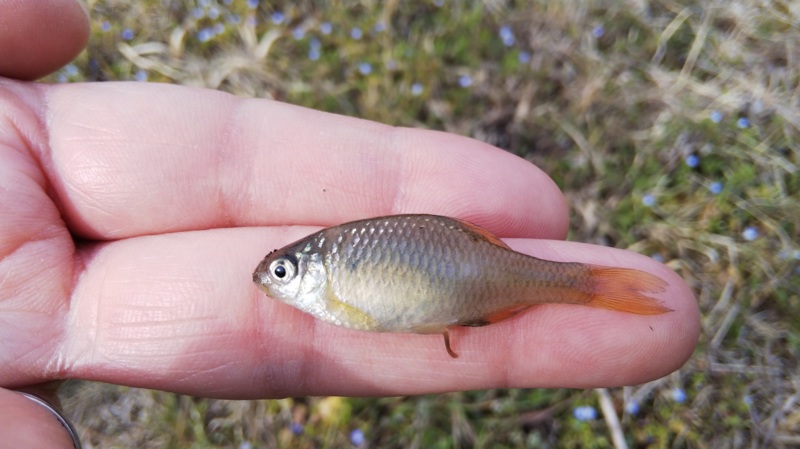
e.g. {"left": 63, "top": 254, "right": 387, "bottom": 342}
{"left": 585, "top": 266, "right": 672, "bottom": 315}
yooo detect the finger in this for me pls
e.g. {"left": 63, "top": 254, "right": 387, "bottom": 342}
{"left": 0, "top": 388, "right": 77, "bottom": 449}
{"left": 39, "top": 81, "right": 568, "bottom": 240}
{"left": 51, "top": 228, "right": 698, "bottom": 398}
{"left": 0, "top": 0, "right": 89, "bottom": 80}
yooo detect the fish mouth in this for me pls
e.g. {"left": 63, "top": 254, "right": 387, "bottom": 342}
{"left": 252, "top": 267, "right": 271, "bottom": 286}
{"left": 252, "top": 260, "right": 270, "bottom": 286}
{"left": 253, "top": 256, "right": 272, "bottom": 283}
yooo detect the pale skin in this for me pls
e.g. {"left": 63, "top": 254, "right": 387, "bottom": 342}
{"left": 0, "top": 1, "right": 700, "bottom": 447}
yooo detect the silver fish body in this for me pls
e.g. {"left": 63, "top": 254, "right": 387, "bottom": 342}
{"left": 253, "top": 215, "right": 668, "bottom": 342}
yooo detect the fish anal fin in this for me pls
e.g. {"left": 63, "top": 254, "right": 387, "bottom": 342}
{"left": 461, "top": 305, "right": 531, "bottom": 327}
{"left": 410, "top": 323, "right": 459, "bottom": 358}
{"left": 452, "top": 218, "right": 511, "bottom": 249}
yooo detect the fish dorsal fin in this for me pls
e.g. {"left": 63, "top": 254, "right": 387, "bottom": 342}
{"left": 452, "top": 218, "right": 511, "bottom": 249}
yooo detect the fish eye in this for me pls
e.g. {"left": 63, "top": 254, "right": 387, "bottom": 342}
{"left": 268, "top": 257, "right": 296, "bottom": 282}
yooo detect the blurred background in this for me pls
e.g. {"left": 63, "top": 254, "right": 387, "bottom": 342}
{"left": 57, "top": 0, "right": 798, "bottom": 447}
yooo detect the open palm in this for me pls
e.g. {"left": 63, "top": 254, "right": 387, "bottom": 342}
{"left": 0, "top": 0, "right": 699, "bottom": 446}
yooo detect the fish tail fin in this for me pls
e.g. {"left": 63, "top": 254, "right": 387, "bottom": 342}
{"left": 585, "top": 266, "right": 672, "bottom": 315}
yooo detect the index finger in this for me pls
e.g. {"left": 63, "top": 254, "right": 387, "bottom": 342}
{"left": 39, "top": 82, "right": 569, "bottom": 240}
{"left": 58, "top": 227, "right": 698, "bottom": 398}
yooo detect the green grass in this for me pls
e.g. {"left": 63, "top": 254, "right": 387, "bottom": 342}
{"left": 61, "top": 0, "right": 799, "bottom": 447}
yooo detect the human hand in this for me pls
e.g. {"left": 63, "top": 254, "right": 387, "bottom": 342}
{"left": 1, "top": 0, "right": 699, "bottom": 446}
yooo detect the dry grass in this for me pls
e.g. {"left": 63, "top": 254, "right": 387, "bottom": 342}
{"left": 57, "top": 0, "right": 800, "bottom": 447}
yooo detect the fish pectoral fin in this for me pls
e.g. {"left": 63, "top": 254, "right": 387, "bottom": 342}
{"left": 324, "top": 296, "right": 379, "bottom": 330}
{"left": 461, "top": 305, "right": 531, "bottom": 327}
{"left": 452, "top": 218, "right": 511, "bottom": 249}
{"left": 410, "top": 324, "right": 459, "bottom": 359}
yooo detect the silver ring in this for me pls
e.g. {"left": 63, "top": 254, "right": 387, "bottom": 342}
{"left": 18, "top": 392, "right": 82, "bottom": 449}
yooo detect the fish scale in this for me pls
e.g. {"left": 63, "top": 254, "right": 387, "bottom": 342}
{"left": 253, "top": 214, "right": 671, "bottom": 357}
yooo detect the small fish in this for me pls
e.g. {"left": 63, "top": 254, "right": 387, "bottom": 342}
{"left": 253, "top": 214, "right": 671, "bottom": 357}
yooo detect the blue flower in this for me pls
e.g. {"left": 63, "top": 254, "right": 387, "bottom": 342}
{"left": 292, "top": 25, "right": 305, "bottom": 40}
{"left": 350, "top": 428, "right": 365, "bottom": 446}
{"left": 709, "top": 110, "right": 723, "bottom": 123}
{"left": 573, "top": 405, "right": 598, "bottom": 421}
{"left": 709, "top": 181, "right": 723, "bottom": 195}
{"left": 270, "top": 11, "right": 285, "bottom": 24}
{"left": 308, "top": 39, "right": 321, "bottom": 60}
{"left": 742, "top": 226, "right": 759, "bottom": 241}
{"left": 642, "top": 194, "right": 656, "bottom": 207}
{"left": 671, "top": 388, "right": 687, "bottom": 403}
{"left": 358, "top": 62, "right": 372, "bottom": 75}
{"left": 191, "top": 7, "right": 204, "bottom": 19}
{"left": 411, "top": 82, "right": 424, "bottom": 96}
{"left": 213, "top": 23, "right": 225, "bottom": 35}
{"left": 247, "top": 0, "right": 259, "bottom": 10}
{"left": 64, "top": 64, "right": 79, "bottom": 76}
{"left": 778, "top": 249, "right": 800, "bottom": 261}
{"left": 685, "top": 154, "right": 700, "bottom": 168}
{"left": 290, "top": 422, "right": 304, "bottom": 435}
{"left": 624, "top": 401, "right": 640, "bottom": 415}
{"left": 100, "top": 21, "right": 111, "bottom": 32}
{"left": 350, "top": 27, "right": 363, "bottom": 40}
{"left": 134, "top": 69, "right": 147, "bottom": 82}
{"left": 651, "top": 253, "right": 665, "bottom": 263}
{"left": 197, "top": 27, "right": 214, "bottom": 42}
{"left": 499, "top": 25, "right": 515, "bottom": 46}
{"left": 518, "top": 51, "right": 531, "bottom": 64}
{"left": 121, "top": 28, "right": 134, "bottom": 40}
{"left": 226, "top": 14, "right": 241, "bottom": 25}
{"left": 208, "top": 6, "right": 220, "bottom": 20}
{"left": 373, "top": 22, "right": 386, "bottom": 33}
{"left": 458, "top": 75, "right": 473, "bottom": 87}
{"left": 592, "top": 25, "right": 605, "bottom": 38}
{"left": 737, "top": 117, "right": 750, "bottom": 128}
{"left": 320, "top": 22, "right": 333, "bottom": 35}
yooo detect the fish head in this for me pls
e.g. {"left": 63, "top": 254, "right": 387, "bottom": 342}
{"left": 253, "top": 242, "right": 329, "bottom": 318}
